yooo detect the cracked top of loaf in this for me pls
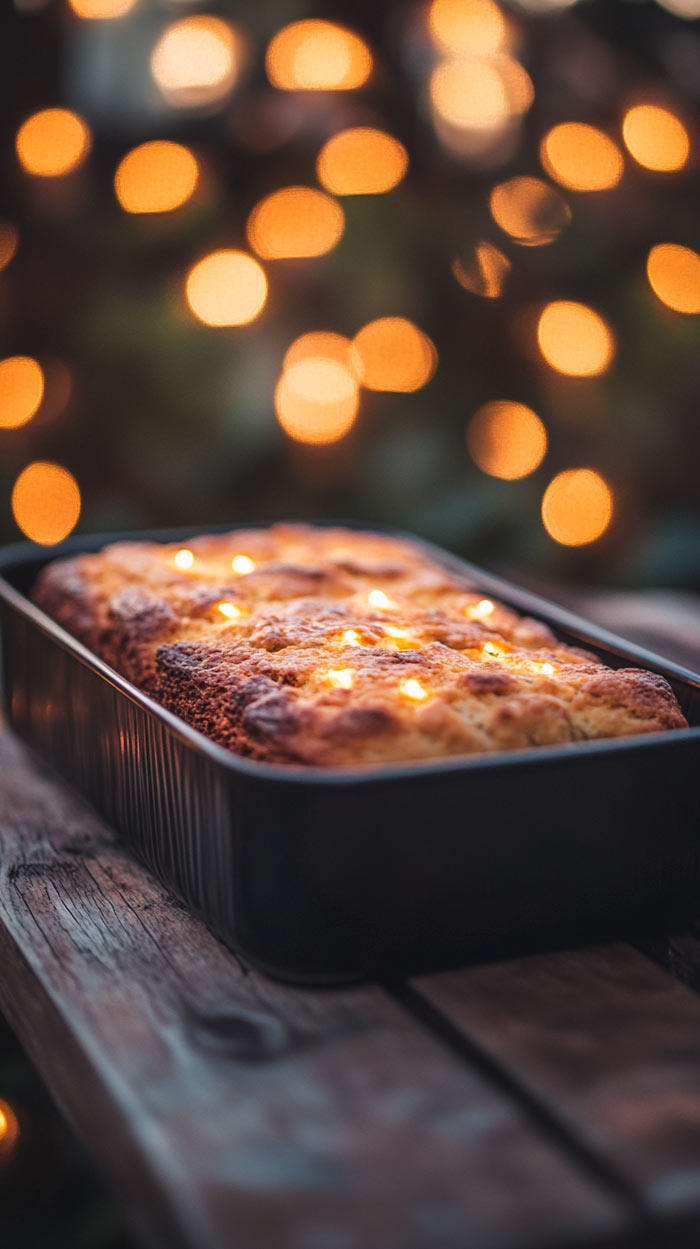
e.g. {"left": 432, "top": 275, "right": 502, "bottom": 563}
{"left": 32, "top": 524, "right": 687, "bottom": 767}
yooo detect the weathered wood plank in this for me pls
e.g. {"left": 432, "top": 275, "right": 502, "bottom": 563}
{"left": 0, "top": 726, "right": 627, "bottom": 1249}
{"left": 415, "top": 944, "right": 700, "bottom": 1225}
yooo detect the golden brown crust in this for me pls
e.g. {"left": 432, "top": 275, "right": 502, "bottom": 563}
{"left": 32, "top": 524, "right": 687, "bottom": 766}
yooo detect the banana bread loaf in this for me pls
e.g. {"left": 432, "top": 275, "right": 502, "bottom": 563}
{"left": 32, "top": 524, "right": 687, "bottom": 766}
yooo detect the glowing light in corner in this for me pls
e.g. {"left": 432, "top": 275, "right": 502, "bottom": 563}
{"left": 467, "top": 401, "right": 548, "bottom": 480}
{"left": 537, "top": 301, "right": 614, "bottom": 377}
{"left": 646, "top": 243, "right": 700, "bottom": 314}
{"left": 489, "top": 176, "right": 570, "bottom": 246}
{"left": 316, "top": 128, "right": 409, "bottom": 196}
{"left": 400, "top": 677, "right": 429, "bottom": 701}
{"left": 275, "top": 358, "right": 359, "bottom": 445}
{"left": 232, "top": 554, "right": 255, "bottom": 574}
{"left": 12, "top": 462, "right": 81, "bottom": 545}
{"left": 15, "top": 109, "right": 91, "bottom": 177}
{"left": 540, "top": 123, "right": 624, "bottom": 191}
{"left": 622, "top": 105, "right": 690, "bottom": 172}
{"left": 0, "top": 356, "right": 45, "bottom": 429}
{"left": 0, "top": 1100, "right": 20, "bottom": 1154}
{"left": 185, "top": 250, "right": 268, "bottom": 327}
{"left": 541, "top": 469, "right": 613, "bottom": 546}
{"left": 174, "top": 548, "right": 195, "bottom": 570}
{"left": 350, "top": 318, "right": 437, "bottom": 392}
{"left": 247, "top": 187, "right": 344, "bottom": 260}
{"left": 265, "top": 20, "right": 373, "bottom": 91}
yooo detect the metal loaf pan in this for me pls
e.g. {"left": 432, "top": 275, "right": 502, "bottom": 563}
{"left": 1, "top": 524, "right": 699, "bottom": 984}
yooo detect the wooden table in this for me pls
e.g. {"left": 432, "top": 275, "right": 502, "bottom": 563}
{"left": 1, "top": 594, "right": 700, "bottom": 1249}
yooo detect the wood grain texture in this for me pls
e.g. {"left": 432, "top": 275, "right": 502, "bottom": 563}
{"left": 0, "top": 727, "right": 626, "bottom": 1249}
{"left": 415, "top": 944, "right": 700, "bottom": 1221}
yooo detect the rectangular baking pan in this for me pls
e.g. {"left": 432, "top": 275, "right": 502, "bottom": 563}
{"left": 1, "top": 524, "right": 699, "bottom": 984}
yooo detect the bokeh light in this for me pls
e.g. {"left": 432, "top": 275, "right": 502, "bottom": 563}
{"left": 430, "top": 58, "right": 510, "bottom": 131}
{"left": 275, "top": 357, "right": 359, "bottom": 444}
{"left": 351, "top": 318, "right": 437, "bottom": 392}
{"left": 265, "top": 20, "right": 373, "bottom": 91}
{"left": 622, "top": 105, "right": 690, "bottom": 172}
{"left": 489, "top": 176, "right": 571, "bottom": 245}
{"left": 0, "top": 1100, "right": 19, "bottom": 1155}
{"left": 12, "top": 462, "right": 81, "bottom": 544}
{"left": 646, "top": 243, "right": 700, "bottom": 314}
{"left": 0, "top": 222, "right": 19, "bottom": 272}
{"left": 283, "top": 331, "right": 355, "bottom": 372}
{"left": 150, "top": 16, "right": 241, "bottom": 109}
{"left": 247, "top": 187, "right": 344, "bottom": 259}
{"left": 537, "top": 301, "right": 614, "bottom": 376}
{"left": 0, "top": 356, "right": 45, "bottom": 429}
{"left": 68, "top": 0, "right": 137, "bottom": 16}
{"left": 428, "top": 0, "right": 508, "bottom": 56}
{"left": 185, "top": 250, "right": 268, "bottom": 326}
{"left": 540, "top": 123, "right": 624, "bottom": 191}
{"left": 15, "top": 109, "right": 90, "bottom": 177}
{"left": 541, "top": 468, "right": 613, "bottom": 545}
{"left": 114, "top": 141, "right": 199, "bottom": 213}
{"left": 452, "top": 242, "right": 511, "bottom": 297}
{"left": 467, "top": 400, "right": 548, "bottom": 479}
{"left": 316, "top": 128, "right": 409, "bottom": 196}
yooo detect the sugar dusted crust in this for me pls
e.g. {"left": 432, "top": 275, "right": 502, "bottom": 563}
{"left": 33, "top": 524, "right": 687, "bottom": 767}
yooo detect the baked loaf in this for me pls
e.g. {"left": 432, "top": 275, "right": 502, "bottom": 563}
{"left": 33, "top": 524, "right": 687, "bottom": 766}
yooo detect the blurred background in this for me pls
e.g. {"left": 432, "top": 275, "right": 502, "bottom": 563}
{"left": 1, "top": 3, "right": 699, "bottom": 1239}
{"left": 1, "top": 0, "right": 700, "bottom": 590}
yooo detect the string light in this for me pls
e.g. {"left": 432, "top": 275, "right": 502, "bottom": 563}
{"left": 185, "top": 250, "right": 268, "bottom": 326}
{"left": 465, "top": 599, "right": 495, "bottom": 619}
{"left": 647, "top": 244, "right": 700, "bottom": 313}
{"left": 0, "top": 1101, "right": 19, "bottom": 1154}
{"left": 265, "top": 20, "right": 373, "bottom": 91}
{"left": 316, "top": 128, "right": 409, "bottom": 196}
{"left": 217, "top": 601, "right": 242, "bottom": 618}
{"left": 541, "top": 469, "right": 613, "bottom": 546}
{"left": 232, "top": 554, "right": 255, "bottom": 574}
{"left": 489, "top": 176, "right": 570, "bottom": 246}
{"left": 340, "top": 628, "right": 361, "bottom": 645}
{"left": 326, "top": 668, "right": 354, "bottom": 689}
{"left": 400, "top": 677, "right": 429, "bottom": 700}
{"left": 12, "top": 462, "right": 81, "bottom": 545}
{"left": 114, "top": 141, "right": 199, "bottom": 214}
{"left": 368, "top": 589, "right": 393, "bottom": 609}
{"left": 467, "top": 401, "right": 548, "bottom": 479}
{"left": 622, "top": 105, "right": 689, "bottom": 172}
{"left": 151, "top": 16, "right": 241, "bottom": 109}
{"left": 540, "top": 123, "right": 624, "bottom": 191}
{"left": 15, "top": 109, "right": 91, "bottom": 177}
{"left": 247, "top": 188, "right": 345, "bottom": 260}
{"left": 350, "top": 318, "right": 437, "bottom": 392}
{"left": 537, "top": 301, "right": 614, "bottom": 376}
{"left": 173, "top": 548, "right": 195, "bottom": 570}
{"left": 0, "top": 356, "right": 45, "bottom": 429}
